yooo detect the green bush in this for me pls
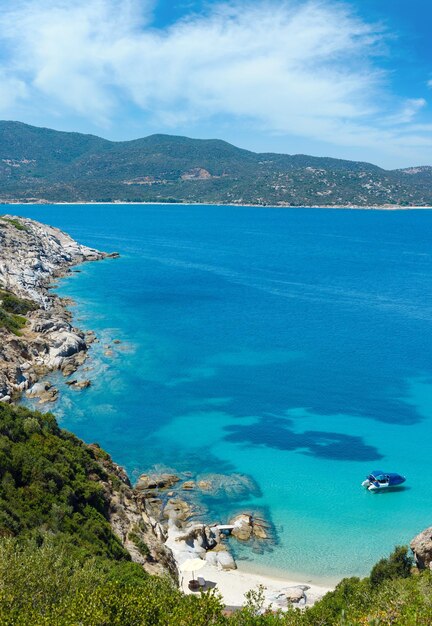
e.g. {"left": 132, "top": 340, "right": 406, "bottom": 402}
{"left": 0, "top": 307, "right": 27, "bottom": 335}
{"left": 370, "top": 545, "right": 413, "bottom": 586}
{"left": 0, "top": 217, "right": 29, "bottom": 231}
{"left": 0, "top": 536, "right": 226, "bottom": 626}
{"left": 0, "top": 403, "right": 127, "bottom": 560}
{"left": 0, "top": 290, "right": 37, "bottom": 315}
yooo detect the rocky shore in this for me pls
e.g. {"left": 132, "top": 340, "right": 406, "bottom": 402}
{"left": 132, "top": 468, "right": 332, "bottom": 609}
{"left": 0, "top": 214, "right": 118, "bottom": 402}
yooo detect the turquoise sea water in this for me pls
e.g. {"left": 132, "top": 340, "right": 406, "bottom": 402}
{"left": 11, "top": 203, "right": 432, "bottom": 583}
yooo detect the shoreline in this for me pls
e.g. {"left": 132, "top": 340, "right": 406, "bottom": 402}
{"left": 233, "top": 559, "right": 342, "bottom": 589}
{"left": 181, "top": 562, "right": 333, "bottom": 610}
{"left": 2, "top": 200, "right": 432, "bottom": 210}
{"left": 0, "top": 215, "right": 117, "bottom": 403}
{"left": 165, "top": 520, "right": 333, "bottom": 610}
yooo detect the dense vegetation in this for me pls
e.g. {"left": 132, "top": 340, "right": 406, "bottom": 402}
{"left": 1, "top": 121, "right": 431, "bottom": 206}
{"left": 0, "top": 403, "right": 127, "bottom": 559}
{"left": 0, "top": 402, "right": 430, "bottom": 625}
{"left": 0, "top": 289, "right": 36, "bottom": 334}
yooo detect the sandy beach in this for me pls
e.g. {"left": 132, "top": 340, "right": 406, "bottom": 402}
{"left": 166, "top": 522, "right": 333, "bottom": 611}
{"left": 179, "top": 563, "right": 333, "bottom": 610}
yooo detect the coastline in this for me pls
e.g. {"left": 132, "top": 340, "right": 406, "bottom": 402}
{"left": 2, "top": 200, "right": 432, "bottom": 210}
{"left": 165, "top": 519, "right": 333, "bottom": 610}
{"left": 180, "top": 561, "right": 333, "bottom": 610}
{"left": 0, "top": 215, "right": 118, "bottom": 403}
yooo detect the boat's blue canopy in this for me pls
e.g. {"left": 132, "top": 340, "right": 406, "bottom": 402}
{"left": 367, "top": 471, "right": 406, "bottom": 485}
{"left": 386, "top": 473, "right": 406, "bottom": 486}
{"left": 370, "top": 470, "right": 385, "bottom": 477}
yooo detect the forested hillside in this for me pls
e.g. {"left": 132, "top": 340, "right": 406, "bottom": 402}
{"left": 1, "top": 121, "right": 431, "bottom": 206}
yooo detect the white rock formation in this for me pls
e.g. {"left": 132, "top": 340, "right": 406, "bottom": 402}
{"left": 0, "top": 215, "right": 116, "bottom": 401}
{"left": 0, "top": 215, "right": 108, "bottom": 305}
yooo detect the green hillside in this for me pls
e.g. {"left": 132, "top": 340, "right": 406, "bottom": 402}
{"left": 1, "top": 121, "right": 431, "bottom": 206}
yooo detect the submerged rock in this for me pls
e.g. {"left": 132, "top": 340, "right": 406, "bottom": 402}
{"left": 194, "top": 472, "right": 260, "bottom": 499}
{"left": 197, "top": 479, "right": 212, "bottom": 491}
{"left": 85, "top": 330, "right": 97, "bottom": 344}
{"left": 136, "top": 473, "right": 180, "bottom": 491}
{"left": 66, "top": 379, "right": 91, "bottom": 390}
{"left": 182, "top": 481, "right": 196, "bottom": 490}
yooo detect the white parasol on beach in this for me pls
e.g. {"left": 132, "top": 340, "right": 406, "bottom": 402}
{"left": 180, "top": 558, "right": 205, "bottom": 580}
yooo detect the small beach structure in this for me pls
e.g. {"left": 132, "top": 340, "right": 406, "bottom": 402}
{"left": 180, "top": 557, "right": 206, "bottom": 591}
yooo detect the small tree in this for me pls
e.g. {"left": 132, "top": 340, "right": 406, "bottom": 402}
{"left": 369, "top": 546, "right": 413, "bottom": 586}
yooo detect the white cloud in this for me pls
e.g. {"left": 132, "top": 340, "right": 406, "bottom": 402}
{"left": 0, "top": 0, "right": 430, "bottom": 164}
{"left": 0, "top": 70, "right": 27, "bottom": 113}
{"left": 387, "top": 98, "right": 427, "bottom": 125}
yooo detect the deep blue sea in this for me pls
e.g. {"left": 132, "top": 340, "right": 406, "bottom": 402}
{"left": 11, "top": 203, "right": 432, "bottom": 583}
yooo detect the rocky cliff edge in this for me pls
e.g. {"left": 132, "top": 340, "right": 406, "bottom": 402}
{"left": 0, "top": 214, "right": 118, "bottom": 402}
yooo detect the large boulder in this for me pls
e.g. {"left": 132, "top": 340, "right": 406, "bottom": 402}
{"left": 216, "top": 550, "right": 236, "bottom": 570}
{"left": 48, "top": 331, "right": 86, "bottom": 367}
{"left": 285, "top": 587, "right": 306, "bottom": 603}
{"left": 230, "top": 513, "right": 271, "bottom": 541}
{"left": 26, "top": 380, "right": 58, "bottom": 403}
{"left": 163, "top": 498, "right": 192, "bottom": 523}
{"left": 31, "top": 318, "right": 71, "bottom": 334}
{"left": 410, "top": 526, "right": 432, "bottom": 569}
{"left": 231, "top": 513, "right": 253, "bottom": 541}
{"left": 136, "top": 473, "right": 180, "bottom": 491}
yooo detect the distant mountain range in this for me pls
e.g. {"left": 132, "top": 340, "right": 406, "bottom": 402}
{"left": 0, "top": 121, "right": 431, "bottom": 206}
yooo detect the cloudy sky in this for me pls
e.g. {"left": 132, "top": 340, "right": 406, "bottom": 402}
{"left": 0, "top": 0, "right": 431, "bottom": 168}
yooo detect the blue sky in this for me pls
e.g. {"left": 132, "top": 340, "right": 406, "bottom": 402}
{"left": 0, "top": 0, "right": 431, "bottom": 168}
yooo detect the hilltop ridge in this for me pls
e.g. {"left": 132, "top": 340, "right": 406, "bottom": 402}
{"left": 0, "top": 121, "right": 431, "bottom": 206}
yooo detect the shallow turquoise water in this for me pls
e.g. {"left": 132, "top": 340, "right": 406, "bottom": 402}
{"left": 11, "top": 203, "right": 432, "bottom": 583}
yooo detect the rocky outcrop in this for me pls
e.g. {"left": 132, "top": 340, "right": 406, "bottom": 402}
{"left": 181, "top": 168, "right": 212, "bottom": 181}
{"left": 66, "top": 379, "right": 91, "bottom": 390}
{"left": 410, "top": 526, "right": 432, "bottom": 569}
{"left": 88, "top": 444, "right": 178, "bottom": 581}
{"left": 0, "top": 215, "right": 117, "bottom": 401}
{"left": 132, "top": 465, "right": 273, "bottom": 577}
{"left": 26, "top": 381, "right": 59, "bottom": 404}
{"left": 136, "top": 473, "right": 180, "bottom": 491}
{"left": 285, "top": 587, "right": 307, "bottom": 603}
{"left": 0, "top": 215, "right": 111, "bottom": 305}
{"left": 230, "top": 513, "right": 271, "bottom": 541}
{"left": 167, "top": 521, "right": 237, "bottom": 573}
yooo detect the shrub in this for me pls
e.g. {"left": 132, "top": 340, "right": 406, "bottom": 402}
{"left": 0, "top": 217, "right": 29, "bottom": 231}
{"left": 370, "top": 546, "right": 413, "bottom": 586}
{"left": 0, "top": 290, "right": 37, "bottom": 315}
